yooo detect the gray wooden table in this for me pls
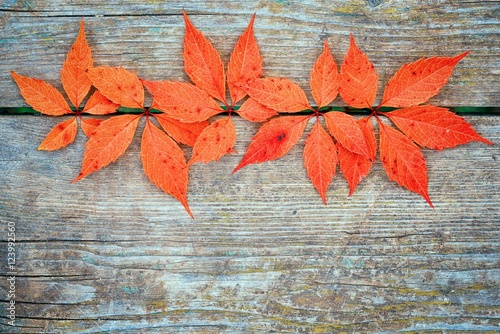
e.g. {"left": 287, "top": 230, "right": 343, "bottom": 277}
{"left": 1, "top": 1, "right": 499, "bottom": 333}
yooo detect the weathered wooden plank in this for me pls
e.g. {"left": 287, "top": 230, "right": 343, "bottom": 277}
{"left": 1, "top": 0, "right": 499, "bottom": 107}
{"left": 0, "top": 115, "right": 498, "bottom": 332}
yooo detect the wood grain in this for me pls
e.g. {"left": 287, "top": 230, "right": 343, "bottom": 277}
{"left": 1, "top": 0, "right": 499, "bottom": 107}
{"left": 0, "top": 115, "right": 499, "bottom": 332}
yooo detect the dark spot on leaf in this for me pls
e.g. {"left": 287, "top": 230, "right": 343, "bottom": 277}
{"left": 277, "top": 133, "right": 286, "bottom": 142}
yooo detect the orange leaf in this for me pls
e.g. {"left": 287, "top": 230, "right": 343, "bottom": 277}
{"left": 236, "top": 97, "right": 278, "bottom": 122}
{"left": 154, "top": 113, "right": 209, "bottom": 147}
{"left": 379, "top": 121, "right": 432, "bottom": 206}
{"left": 227, "top": 13, "right": 263, "bottom": 104}
{"left": 80, "top": 117, "right": 104, "bottom": 137}
{"left": 324, "top": 112, "right": 369, "bottom": 157}
{"left": 143, "top": 80, "right": 222, "bottom": 122}
{"left": 141, "top": 119, "right": 192, "bottom": 218}
{"left": 11, "top": 71, "right": 72, "bottom": 115}
{"left": 303, "top": 122, "right": 338, "bottom": 204}
{"left": 310, "top": 39, "right": 339, "bottom": 108}
{"left": 182, "top": 10, "right": 226, "bottom": 103}
{"left": 338, "top": 117, "right": 376, "bottom": 195}
{"left": 60, "top": 19, "right": 93, "bottom": 109}
{"left": 233, "top": 116, "right": 308, "bottom": 173}
{"left": 73, "top": 114, "right": 141, "bottom": 182}
{"left": 381, "top": 51, "right": 469, "bottom": 107}
{"left": 83, "top": 91, "right": 119, "bottom": 115}
{"left": 38, "top": 117, "right": 78, "bottom": 151}
{"left": 339, "top": 35, "right": 378, "bottom": 109}
{"left": 245, "top": 77, "right": 310, "bottom": 112}
{"left": 385, "top": 105, "right": 492, "bottom": 150}
{"left": 189, "top": 117, "right": 237, "bottom": 165}
{"left": 87, "top": 66, "right": 144, "bottom": 109}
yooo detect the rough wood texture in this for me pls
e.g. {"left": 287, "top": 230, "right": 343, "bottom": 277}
{"left": 1, "top": 0, "right": 499, "bottom": 107}
{"left": 0, "top": 116, "right": 499, "bottom": 333}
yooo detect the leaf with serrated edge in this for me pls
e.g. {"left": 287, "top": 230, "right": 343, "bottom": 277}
{"left": 236, "top": 97, "right": 278, "bottom": 122}
{"left": 379, "top": 121, "right": 432, "bottom": 206}
{"left": 189, "top": 117, "right": 237, "bottom": 165}
{"left": 385, "top": 105, "right": 492, "bottom": 150}
{"left": 324, "top": 112, "right": 369, "bottom": 157}
{"left": 339, "top": 35, "right": 378, "bottom": 109}
{"left": 155, "top": 114, "right": 209, "bottom": 147}
{"left": 338, "top": 117, "right": 376, "bottom": 195}
{"left": 245, "top": 77, "right": 310, "bottom": 112}
{"left": 141, "top": 119, "right": 192, "bottom": 218}
{"left": 61, "top": 19, "right": 93, "bottom": 109}
{"left": 87, "top": 66, "right": 144, "bottom": 109}
{"left": 73, "top": 114, "right": 141, "bottom": 182}
{"left": 233, "top": 116, "right": 308, "bottom": 173}
{"left": 303, "top": 122, "right": 338, "bottom": 204}
{"left": 310, "top": 39, "right": 339, "bottom": 108}
{"left": 381, "top": 52, "right": 469, "bottom": 107}
{"left": 83, "top": 91, "right": 119, "bottom": 115}
{"left": 11, "top": 71, "right": 72, "bottom": 115}
{"left": 227, "top": 13, "right": 262, "bottom": 104}
{"left": 143, "top": 80, "right": 222, "bottom": 123}
{"left": 182, "top": 10, "right": 226, "bottom": 103}
{"left": 80, "top": 118, "right": 103, "bottom": 137}
{"left": 39, "top": 118, "right": 78, "bottom": 151}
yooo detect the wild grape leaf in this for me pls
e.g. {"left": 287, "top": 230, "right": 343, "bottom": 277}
{"left": 236, "top": 97, "right": 278, "bottom": 122}
{"left": 183, "top": 10, "right": 226, "bottom": 103}
{"left": 227, "top": 13, "right": 263, "bottom": 104}
{"left": 385, "top": 105, "right": 493, "bottom": 150}
{"left": 310, "top": 39, "right": 339, "bottom": 108}
{"left": 38, "top": 117, "right": 78, "bottom": 151}
{"left": 339, "top": 34, "right": 378, "bottom": 109}
{"left": 142, "top": 80, "right": 222, "bottom": 122}
{"left": 74, "top": 114, "right": 141, "bottom": 182}
{"left": 324, "top": 112, "right": 370, "bottom": 157}
{"left": 379, "top": 121, "right": 432, "bottom": 206}
{"left": 189, "top": 117, "right": 237, "bottom": 165}
{"left": 154, "top": 113, "right": 209, "bottom": 147}
{"left": 338, "top": 117, "right": 377, "bottom": 195}
{"left": 10, "top": 19, "right": 118, "bottom": 150}
{"left": 233, "top": 116, "right": 309, "bottom": 173}
{"left": 303, "top": 122, "right": 338, "bottom": 204}
{"left": 381, "top": 52, "right": 469, "bottom": 107}
{"left": 244, "top": 77, "right": 311, "bottom": 112}
{"left": 142, "top": 120, "right": 192, "bottom": 218}
{"left": 61, "top": 19, "right": 93, "bottom": 109}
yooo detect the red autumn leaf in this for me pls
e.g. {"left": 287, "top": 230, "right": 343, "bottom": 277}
{"left": 385, "top": 105, "right": 493, "bottom": 150}
{"left": 73, "top": 114, "right": 141, "bottom": 182}
{"left": 189, "top": 117, "right": 237, "bottom": 165}
{"left": 338, "top": 117, "right": 377, "bottom": 195}
{"left": 80, "top": 117, "right": 104, "bottom": 137}
{"left": 141, "top": 119, "right": 192, "bottom": 218}
{"left": 379, "top": 121, "right": 432, "bottom": 206}
{"left": 61, "top": 19, "right": 93, "bottom": 109}
{"left": 236, "top": 97, "right": 278, "bottom": 122}
{"left": 310, "top": 39, "right": 339, "bottom": 107}
{"left": 11, "top": 71, "right": 72, "bottom": 116}
{"left": 233, "top": 116, "right": 309, "bottom": 173}
{"left": 38, "top": 117, "right": 78, "bottom": 151}
{"left": 87, "top": 66, "right": 144, "bottom": 109}
{"left": 303, "top": 122, "right": 338, "bottom": 204}
{"left": 245, "top": 77, "right": 310, "bottom": 112}
{"left": 339, "top": 34, "right": 378, "bottom": 109}
{"left": 182, "top": 10, "right": 226, "bottom": 104}
{"left": 83, "top": 90, "right": 119, "bottom": 115}
{"left": 380, "top": 52, "right": 469, "bottom": 107}
{"left": 227, "top": 13, "right": 263, "bottom": 104}
{"left": 143, "top": 80, "right": 222, "bottom": 123}
{"left": 324, "top": 111, "right": 370, "bottom": 157}
{"left": 154, "top": 113, "right": 209, "bottom": 147}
